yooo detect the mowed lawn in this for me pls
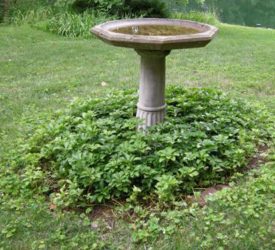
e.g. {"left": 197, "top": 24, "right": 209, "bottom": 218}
{"left": 0, "top": 24, "right": 275, "bottom": 156}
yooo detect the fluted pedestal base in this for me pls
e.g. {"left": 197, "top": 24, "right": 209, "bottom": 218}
{"left": 135, "top": 50, "right": 170, "bottom": 130}
{"left": 136, "top": 104, "right": 166, "bottom": 130}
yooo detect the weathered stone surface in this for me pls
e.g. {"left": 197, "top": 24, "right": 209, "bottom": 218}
{"left": 135, "top": 50, "right": 170, "bottom": 129}
{"left": 91, "top": 18, "right": 218, "bottom": 51}
{"left": 91, "top": 18, "right": 218, "bottom": 129}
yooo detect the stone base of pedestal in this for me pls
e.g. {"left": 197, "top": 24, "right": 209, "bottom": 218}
{"left": 136, "top": 104, "right": 166, "bottom": 130}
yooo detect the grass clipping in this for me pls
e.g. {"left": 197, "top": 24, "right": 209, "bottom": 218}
{"left": 3, "top": 87, "right": 273, "bottom": 208}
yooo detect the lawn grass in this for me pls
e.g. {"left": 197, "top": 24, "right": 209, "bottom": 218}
{"left": 0, "top": 23, "right": 274, "bottom": 249}
{"left": 1, "top": 24, "right": 275, "bottom": 156}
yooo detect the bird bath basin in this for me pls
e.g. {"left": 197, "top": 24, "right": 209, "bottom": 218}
{"left": 91, "top": 18, "right": 218, "bottom": 129}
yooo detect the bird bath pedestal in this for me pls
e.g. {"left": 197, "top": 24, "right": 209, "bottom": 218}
{"left": 91, "top": 19, "right": 218, "bottom": 130}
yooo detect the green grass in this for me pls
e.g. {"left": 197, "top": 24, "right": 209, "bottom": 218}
{"left": 1, "top": 24, "right": 274, "bottom": 154}
{"left": 158, "top": 159, "right": 275, "bottom": 250}
{"left": 0, "top": 197, "right": 111, "bottom": 249}
{"left": 0, "top": 23, "right": 274, "bottom": 248}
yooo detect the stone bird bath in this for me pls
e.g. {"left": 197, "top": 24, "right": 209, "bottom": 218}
{"left": 91, "top": 18, "right": 218, "bottom": 130}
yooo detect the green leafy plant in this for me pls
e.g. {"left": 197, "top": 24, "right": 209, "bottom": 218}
{"left": 46, "top": 11, "right": 110, "bottom": 38}
{"left": 156, "top": 175, "right": 180, "bottom": 202}
{"left": 1, "top": 87, "right": 273, "bottom": 209}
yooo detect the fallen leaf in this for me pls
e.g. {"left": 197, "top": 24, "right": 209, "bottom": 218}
{"left": 49, "top": 203, "right": 57, "bottom": 210}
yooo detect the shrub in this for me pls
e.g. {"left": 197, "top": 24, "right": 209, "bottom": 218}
{"left": 6, "top": 0, "right": 169, "bottom": 37}
{"left": 9, "top": 7, "right": 54, "bottom": 25}
{"left": 45, "top": 0, "right": 169, "bottom": 38}
{"left": 45, "top": 11, "right": 110, "bottom": 38}
{"left": 59, "top": 0, "right": 169, "bottom": 18}
{"left": 2, "top": 87, "right": 273, "bottom": 208}
{"left": 70, "top": 0, "right": 124, "bottom": 15}
{"left": 2, "top": 0, "right": 52, "bottom": 23}
{"left": 121, "top": 0, "right": 168, "bottom": 18}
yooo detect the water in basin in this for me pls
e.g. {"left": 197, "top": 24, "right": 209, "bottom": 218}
{"left": 111, "top": 24, "right": 200, "bottom": 36}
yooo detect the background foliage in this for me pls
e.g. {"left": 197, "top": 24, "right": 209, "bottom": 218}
{"left": 203, "top": 0, "right": 275, "bottom": 28}
{"left": 2, "top": 0, "right": 275, "bottom": 28}
{"left": 1, "top": 0, "right": 218, "bottom": 38}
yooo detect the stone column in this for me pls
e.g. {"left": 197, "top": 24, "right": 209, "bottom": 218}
{"left": 135, "top": 50, "right": 170, "bottom": 130}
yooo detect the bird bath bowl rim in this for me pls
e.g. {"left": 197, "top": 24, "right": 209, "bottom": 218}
{"left": 91, "top": 18, "right": 218, "bottom": 50}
